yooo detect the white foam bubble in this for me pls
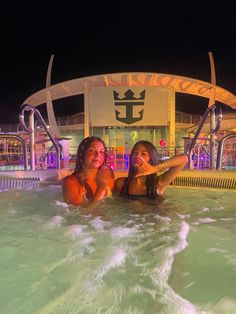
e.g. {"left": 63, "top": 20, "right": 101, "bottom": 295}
{"left": 66, "top": 224, "right": 87, "bottom": 239}
{"left": 214, "top": 206, "right": 224, "bottom": 211}
{"left": 207, "top": 247, "right": 227, "bottom": 253}
{"left": 220, "top": 218, "right": 234, "bottom": 221}
{"left": 53, "top": 200, "right": 69, "bottom": 208}
{"left": 205, "top": 297, "right": 236, "bottom": 313}
{"left": 179, "top": 221, "right": 190, "bottom": 243}
{"left": 184, "top": 281, "right": 196, "bottom": 289}
{"left": 90, "top": 217, "right": 110, "bottom": 232}
{"left": 86, "top": 247, "right": 127, "bottom": 292}
{"left": 198, "top": 218, "right": 216, "bottom": 223}
{"left": 154, "top": 214, "right": 171, "bottom": 222}
{"left": 46, "top": 215, "right": 64, "bottom": 228}
{"left": 160, "top": 225, "right": 172, "bottom": 232}
{"left": 108, "top": 247, "right": 127, "bottom": 268}
{"left": 201, "top": 207, "right": 210, "bottom": 212}
{"left": 152, "top": 221, "right": 190, "bottom": 285}
{"left": 224, "top": 254, "right": 236, "bottom": 266}
{"left": 176, "top": 213, "right": 190, "bottom": 219}
{"left": 151, "top": 222, "right": 201, "bottom": 313}
{"left": 80, "top": 236, "right": 94, "bottom": 245}
{"left": 110, "top": 226, "right": 137, "bottom": 240}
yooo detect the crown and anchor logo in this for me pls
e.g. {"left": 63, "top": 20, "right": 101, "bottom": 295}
{"left": 113, "top": 89, "right": 146, "bottom": 125}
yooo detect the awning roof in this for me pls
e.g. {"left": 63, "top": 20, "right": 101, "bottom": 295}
{"left": 23, "top": 72, "right": 236, "bottom": 109}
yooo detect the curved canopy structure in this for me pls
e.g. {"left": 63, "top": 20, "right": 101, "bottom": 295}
{"left": 23, "top": 72, "right": 236, "bottom": 109}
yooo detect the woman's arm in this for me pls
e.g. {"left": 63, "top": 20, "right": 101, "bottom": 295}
{"left": 156, "top": 154, "right": 188, "bottom": 194}
{"left": 135, "top": 154, "right": 188, "bottom": 195}
{"left": 93, "top": 166, "right": 115, "bottom": 202}
{"left": 82, "top": 167, "right": 115, "bottom": 215}
{"left": 114, "top": 177, "right": 126, "bottom": 195}
{"left": 62, "top": 174, "right": 85, "bottom": 206}
{"left": 63, "top": 167, "right": 115, "bottom": 208}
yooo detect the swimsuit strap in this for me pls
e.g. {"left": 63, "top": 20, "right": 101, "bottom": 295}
{"left": 80, "top": 173, "right": 89, "bottom": 201}
{"left": 105, "top": 186, "right": 112, "bottom": 198}
{"left": 74, "top": 172, "right": 89, "bottom": 202}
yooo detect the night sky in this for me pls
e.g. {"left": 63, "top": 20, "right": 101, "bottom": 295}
{"left": 1, "top": 2, "right": 236, "bottom": 124}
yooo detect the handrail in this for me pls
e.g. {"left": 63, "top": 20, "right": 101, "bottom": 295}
{"left": 187, "top": 106, "right": 213, "bottom": 155}
{"left": 187, "top": 105, "right": 222, "bottom": 169}
{"left": 19, "top": 104, "right": 60, "bottom": 169}
{"left": 0, "top": 134, "right": 28, "bottom": 170}
{"left": 192, "top": 142, "right": 211, "bottom": 157}
{"left": 211, "top": 106, "right": 222, "bottom": 134}
{"left": 216, "top": 133, "right": 236, "bottom": 170}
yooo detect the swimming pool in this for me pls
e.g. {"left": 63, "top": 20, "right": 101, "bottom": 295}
{"left": 1, "top": 185, "right": 236, "bottom": 313}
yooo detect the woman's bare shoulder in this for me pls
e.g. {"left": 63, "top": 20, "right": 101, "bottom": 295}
{"left": 63, "top": 173, "right": 79, "bottom": 186}
{"left": 115, "top": 176, "right": 126, "bottom": 183}
{"left": 114, "top": 177, "right": 126, "bottom": 193}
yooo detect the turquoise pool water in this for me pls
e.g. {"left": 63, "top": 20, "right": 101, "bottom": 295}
{"left": 0, "top": 185, "right": 236, "bottom": 313}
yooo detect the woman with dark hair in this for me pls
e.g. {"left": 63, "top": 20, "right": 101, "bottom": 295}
{"left": 115, "top": 140, "right": 188, "bottom": 198}
{"left": 62, "top": 136, "right": 114, "bottom": 206}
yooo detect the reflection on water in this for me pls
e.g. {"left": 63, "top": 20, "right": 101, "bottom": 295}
{"left": 0, "top": 186, "right": 236, "bottom": 313}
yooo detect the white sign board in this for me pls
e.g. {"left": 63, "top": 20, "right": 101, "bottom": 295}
{"left": 90, "top": 86, "right": 169, "bottom": 127}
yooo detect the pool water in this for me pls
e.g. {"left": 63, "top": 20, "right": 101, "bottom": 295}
{"left": 0, "top": 185, "right": 236, "bottom": 314}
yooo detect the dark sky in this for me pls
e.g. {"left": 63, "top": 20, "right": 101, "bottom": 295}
{"left": 1, "top": 2, "right": 236, "bottom": 123}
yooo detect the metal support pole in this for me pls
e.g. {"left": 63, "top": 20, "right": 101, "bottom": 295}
{"left": 210, "top": 108, "right": 215, "bottom": 170}
{"left": 153, "top": 128, "right": 156, "bottom": 147}
{"left": 29, "top": 111, "right": 35, "bottom": 170}
{"left": 84, "top": 84, "right": 90, "bottom": 138}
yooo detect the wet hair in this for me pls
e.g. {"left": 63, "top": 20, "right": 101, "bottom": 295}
{"left": 74, "top": 136, "right": 107, "bottom": 173}
{"left": 120, "top": 140, "right": 159, "bottom": 198}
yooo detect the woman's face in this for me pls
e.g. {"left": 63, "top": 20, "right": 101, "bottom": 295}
{"left": 131, "top": 144, "right": 150, "bottom": 166}
{"left": 84, "top": 141, "right": 105, "bottom": 169}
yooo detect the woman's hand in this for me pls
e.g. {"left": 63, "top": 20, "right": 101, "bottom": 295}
{"left": 134, "top": 157, "right": 159, "bottom": 177}
{"left": 87, "top": 166, "right": 114, "bottom": 203}
{"left": 135, "top": 157, "right": 163, "bottom": 178}
{"left": 96, "top": 166, "right": 114, "bottom": 190}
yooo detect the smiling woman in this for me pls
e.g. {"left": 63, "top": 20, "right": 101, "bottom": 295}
{"left": 115, "top": 140, "right": 188, "bottom": 197}
{"left": 62, "top": 136, "right": 114, "bottom": 208}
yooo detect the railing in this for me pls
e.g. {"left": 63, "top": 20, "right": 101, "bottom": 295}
{"left": 41, "top": 111, "right": 202, "bottom": 128}
{"left": 1, "top": 111, "right": 201, "bottom": 132}
{"left": 216, "top": 134, "right": 236, "bottom": 170}
{"left": 187, "top": 105, "right": 222, "bottom": 170}
{"left": 190, "top": 143, "right": 211, "bottom": 170}
{"left": 0, "top": 124, "right": 19, "bottom": 133}
{"left": 19, "top": 104, "right": 61, "bottom": 170}
{"left": 175, "top": 111, "right": 202, "bottom": 124}
{"left": 0, "top": 134, "right": 28, "bottom": 170}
